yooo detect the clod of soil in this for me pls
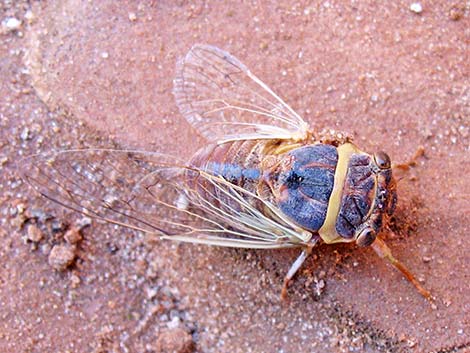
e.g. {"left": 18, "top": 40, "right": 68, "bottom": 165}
{"left": 63, "top": 227, "right": 82, "bottom": 245}
{"left": 154, "top": 327, "right": 195, "bottom": 353}
{"left": 1, "top": 1, "right": 468, "bottom": 352}
{"left": 48, "top": 243, "right": 76, "bottom": 271}
{"left": 26, "top": 224, "right": 43, "bottom": 243}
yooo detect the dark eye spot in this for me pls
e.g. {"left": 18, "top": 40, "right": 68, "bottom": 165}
{"left": 285, "top": 171, "right": 303, "bottom": 189}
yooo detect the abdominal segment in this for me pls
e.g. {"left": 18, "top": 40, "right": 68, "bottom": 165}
{"left": 189, "top": 140, "right": 265, "bottom": 207}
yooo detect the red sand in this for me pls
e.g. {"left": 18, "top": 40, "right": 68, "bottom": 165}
{"left": 1, "top": 1, "right": 468, "bottom": 352}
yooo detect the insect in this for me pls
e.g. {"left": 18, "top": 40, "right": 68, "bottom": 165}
{"left": 20, "top": 44, "right": 431, "bottom": 301}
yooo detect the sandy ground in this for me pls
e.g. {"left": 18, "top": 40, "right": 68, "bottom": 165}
{"left": 1, "top": 1, "right": 469, "bottom": 352}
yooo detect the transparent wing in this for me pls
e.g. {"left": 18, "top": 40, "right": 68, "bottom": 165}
{"left": 173, "top": 44, "right": 310, "bottom": 143}
{"left": 18, "top": 149, "right": 309, "bottom": 249}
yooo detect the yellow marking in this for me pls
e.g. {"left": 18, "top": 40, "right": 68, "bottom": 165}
{"left": 318, "top": 143, "right": 361, "bottom": 244}
{"left": 272, "top": 142, "right": 304, "bottom": 155}
{"left": 261, "top": 140, "right": 303, "bottom": 156}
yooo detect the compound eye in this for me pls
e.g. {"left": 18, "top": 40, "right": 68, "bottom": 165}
{"left": 356, "top": 227, "right": 377, "bottom": 247}
{"left": 374, "top": 151, "right": 391, "bottom": 169}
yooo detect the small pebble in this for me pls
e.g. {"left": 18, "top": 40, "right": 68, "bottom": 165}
{"left": 40, "top": 243, "right": 52, "bottom": 256}
{"left": 18, "top": 123, "right": 31, "bottom": 143}
{"left": 77, "top": 217, "right": 92, "bottom": 229}
{"left": 31, "top": 208, "right": 48, "bottom": 220}
{"left": 64, "top": 227, "right": 82, "bottom": 245}
{"left": 70, "top": 274, "right": 81, "bottom": 288}
{"left": 1, "top": 17, "right": 22, "bottom": 32}
{"left": 154, "top": 327, "right": 194, "bottom": 353}
{"left": 48, "top": 244, "right": 76, "bottom": 271}
{"left": 410, "top": 2, "right": 423, "bottom": 14}
{"left": 145, "top": 286, "right": 158, "bottom": 300}
{"left": 26, "top": 224, "right": 43, "bottom": 242}
{"left": 24, "top": 10, "right": 35, "bottom": 23}
{"left": 449, "top": 5, "right": 463, "bottom": 21}
{"left": 167, "top": 316, "right": 181, "bottom": 329}
{"left": 0, "top": 156, "right": 8, "bottom": 167}
{"left": 128, "top": 12, "right": 137, "bottom": 21}
{"left": 51, "top": 219, "right": 66, "bottom": 233}
{"left": 16, "top": 203, "right": 26, "bottom": 215}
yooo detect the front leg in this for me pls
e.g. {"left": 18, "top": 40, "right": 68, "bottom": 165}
{"left": 392, "top": 146, "right": 425, "bottom": 172}
{"left": 371, "top": 236, "right": 433, "bottom": 302}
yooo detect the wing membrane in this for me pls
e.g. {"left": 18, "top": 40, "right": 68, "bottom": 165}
{"left": 173, "top": 44, "right": 310, "bottom": 143}
{"left": 19, "top": 149, "right": 308, "bottom": 248}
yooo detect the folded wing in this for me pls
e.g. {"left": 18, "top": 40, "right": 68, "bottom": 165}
{"left": 173, "top": 44, "right": 310, "bottom": 143}
{"left": 19, "top": 149, "right": 308, "bottom": 249}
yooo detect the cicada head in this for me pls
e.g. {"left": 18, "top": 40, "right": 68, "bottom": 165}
{"left": 355, "top": 151, "right": 397, "bottom": 247}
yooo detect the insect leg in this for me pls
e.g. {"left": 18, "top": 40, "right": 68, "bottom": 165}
{"left": 392, "top": 146, "right": 425, "bottom": 171}
{"left": 371, "top": 236, "right": 433, "bottom": 302}
{"left": 281, "top": 237, "right": 320, "bottom": 300}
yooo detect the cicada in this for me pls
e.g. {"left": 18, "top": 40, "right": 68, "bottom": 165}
{"left": 20, "top": 44, "right": 431, "bottom": 301}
